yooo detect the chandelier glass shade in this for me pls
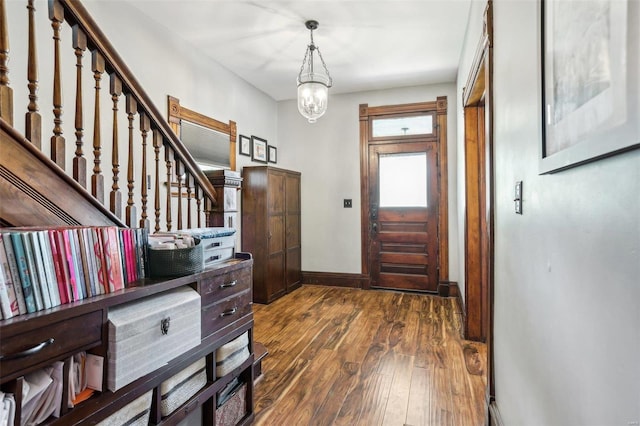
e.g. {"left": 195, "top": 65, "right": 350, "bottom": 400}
{"left": 297, "top": 20, "right": 332, "bottom": 123}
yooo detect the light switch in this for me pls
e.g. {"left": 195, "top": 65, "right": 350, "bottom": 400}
{"left": 344, "top": 199, "right": 352, "bottom": 208}
{"left": 514, "top": 181, "right": 523, "bottom": 214}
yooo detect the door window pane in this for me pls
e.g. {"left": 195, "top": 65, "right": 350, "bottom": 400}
{"left": 372, "top": 115, "right": 433, "bottom": 137}
{"left": 379, "top": 153, "right": 427, "bottom": 207}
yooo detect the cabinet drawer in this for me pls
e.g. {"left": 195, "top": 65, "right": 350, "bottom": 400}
{"left": 199, "top": 267, "right": 251, "bottom": 307}
{"left": 0, "top": 310, "right": 102, "bottom": 379}
{"left": 202, "top": 289, "right": 252, "bottom": 338}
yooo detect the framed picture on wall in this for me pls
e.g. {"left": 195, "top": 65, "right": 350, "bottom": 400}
{"left": 540, "top": 0, "right": 639, "bottom": 174}
{"left": 251, "top": 136, "right": 268, "bottom": 163}
{"left": 239, "top": 135, "right": 251, "bottom": 156}
{"left": 268, "top": 145, "right": 277, "bottom": 163}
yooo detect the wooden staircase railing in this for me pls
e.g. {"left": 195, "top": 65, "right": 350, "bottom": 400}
{"left": 0, "top": 0, "right": 218, "bottom": 231}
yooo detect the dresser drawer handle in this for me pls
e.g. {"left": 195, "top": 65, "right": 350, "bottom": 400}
{"left": 220, "top": 307, "right": 237, "bottom": 317}
{"left": 0, "top": 338, "right": 55, "bottom": 361}
{"left": 206, "top": 241, "right": 222, "bottom": 249}
{"left": 219, "top": 280, "right": 238, "bottom": 289}
{"left": 206, "top": 255, "right": 221, "bottom": 262}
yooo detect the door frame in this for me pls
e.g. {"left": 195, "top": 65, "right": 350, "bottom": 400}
{"left": 462, "top": 0, "right": 495, "bottom": 412}
{"left": 359, "top": 98, "right": 449, "bottom": 289}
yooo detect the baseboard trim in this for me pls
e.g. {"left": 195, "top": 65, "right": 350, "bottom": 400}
{"left": 437, "top": 280, "right": 460, "bottom": 297}
{"left": 301, "top": 271, "right": 368, "bottom": 288}
{"left": 489, "top": 400, "right": 504, "bottom": 426}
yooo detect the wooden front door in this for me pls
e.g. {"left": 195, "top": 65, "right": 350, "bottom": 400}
{"left": 368, "top": 141, "right": 439, "bottom": 292}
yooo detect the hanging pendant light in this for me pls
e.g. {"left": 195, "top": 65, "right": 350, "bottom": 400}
{"left": 297, "top": 20, "right": 333, "bottom": 123}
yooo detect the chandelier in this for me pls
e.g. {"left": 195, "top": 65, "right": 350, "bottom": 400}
{"left": 297, "top": 20, "right": 333, "bottom": 123}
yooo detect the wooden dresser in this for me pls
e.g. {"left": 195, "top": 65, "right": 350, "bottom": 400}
{"left": 241, "top": 167, "right": 301, "bottom": 304}
{"left": 0, "top": 254, "right": 255, "bottom": 426}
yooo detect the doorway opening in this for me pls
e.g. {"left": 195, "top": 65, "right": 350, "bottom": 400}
{"left": 359, "top": 99, "right": 449, "bottom": 292}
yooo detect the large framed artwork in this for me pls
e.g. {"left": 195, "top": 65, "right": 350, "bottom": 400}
{"left": 540, "top": 0, "right": 639, "bottom": 173}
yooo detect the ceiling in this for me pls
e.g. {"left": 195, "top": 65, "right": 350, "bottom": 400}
{"left": 123, "top": 0, "right": 472, "bottom": 101}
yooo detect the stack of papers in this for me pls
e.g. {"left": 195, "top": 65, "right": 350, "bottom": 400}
{"left": 0, "top": 392, "right": 16, "bottom": 426}
{"left": 20, "top": 361, "right": 63, "bottom": 425}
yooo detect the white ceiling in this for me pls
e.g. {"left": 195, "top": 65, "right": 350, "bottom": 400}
{"left": 124, "top": 0, "right": 472, "bottom": 101}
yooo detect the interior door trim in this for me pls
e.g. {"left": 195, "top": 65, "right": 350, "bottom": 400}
{"left": 359, "top": 98, "right": 449, "bottom": 289}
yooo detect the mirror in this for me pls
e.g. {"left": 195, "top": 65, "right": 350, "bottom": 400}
{"left": 167, "top": 96, "right": 237, "bottom": 171}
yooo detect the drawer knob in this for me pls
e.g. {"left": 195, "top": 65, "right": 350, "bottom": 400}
{"left": 160, "top": 317, "right": 171, "bottom": 335}
{"left": 219, "top": 280, "right": 238, "bottom": 289}
{"left": 0, "top": 338, "right": 55, "bottom": 361}
{"left": 220, "top": 307, "right": 237, "bottom": 317}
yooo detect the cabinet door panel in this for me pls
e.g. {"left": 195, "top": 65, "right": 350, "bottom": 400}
{"left": 267, "top": 172, "right": 285, "bottom": 215}
{"left": 268, "top": 215, "right": 284, "bottom": 254}
{"left": 286, "top": 213, "right": 300, "bottom": 248}
{"left": 267, "top": 253, "right": 286, "bottom": 300}
{"left": 286, "top": 246, "right": 301, "bottom": 289}
{"left": 285, "top": 174, "right": 300, "bottom": 213}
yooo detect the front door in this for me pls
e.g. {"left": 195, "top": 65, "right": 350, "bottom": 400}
{"left": 368, "top": 141, "right": 439, "bottom": 292}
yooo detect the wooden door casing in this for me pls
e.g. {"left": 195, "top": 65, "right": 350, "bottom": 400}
{"left": 359, "top": 99, "right": 449, "bottom": 291}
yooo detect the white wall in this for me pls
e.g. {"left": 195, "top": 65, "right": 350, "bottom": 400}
{"left": 277, "top": 84, "right": 459, "bottom": 277}
{"left": 457, "top": 1, "right": 640, "bottom": 424}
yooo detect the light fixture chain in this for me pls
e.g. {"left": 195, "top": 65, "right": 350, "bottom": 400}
{"left": 315, "top": 46, "right": 332, "bottom": 86}
{"left": 297, "top": 46, "right": 310, "bottom": 81}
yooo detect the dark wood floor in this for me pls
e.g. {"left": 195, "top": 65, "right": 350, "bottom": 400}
{"left": 252, "top": 285, "right": 487, "bottom": 426}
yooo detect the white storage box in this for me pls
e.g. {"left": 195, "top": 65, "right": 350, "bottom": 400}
{"left": 179, "top": 228, "right": 236, "bottom": 266}
{"left": 215, "top": 331, "right": 250, "bottom": 378}
{"left": 107, "top": 287, "right": 201, "bottom": 391}
{"left": 160, "top": 358, "right": 207, "bottom": 417}
{"left": 96, "top": 390, "right": 152, "bottom": 426}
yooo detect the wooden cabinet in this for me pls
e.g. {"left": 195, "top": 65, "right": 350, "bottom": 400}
{"left": 242, "top": 167, "right": 301, "bottom": 304}
{"left": 0, "top": 255, "right": 255, "bottom": 426}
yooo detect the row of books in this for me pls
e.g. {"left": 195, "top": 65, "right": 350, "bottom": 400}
{"left": 0, "top": 226, "right": 148, "bottom": 320}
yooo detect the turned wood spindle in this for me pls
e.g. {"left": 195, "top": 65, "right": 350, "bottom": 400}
{"left": 72, "top": 25, "right": 87, "bottom": 188}
{"left": 125, "top": 94, "right": 137, "bottom": 227}
{"left": 139, "top": 112, "right": 150, "bottom": 230}
{"left": 25, "top": 0, "right": 41, "bottom": 145}
{"left": 91, "top": 51, "right": 105, "bottom": 203}
{"left": 0, "top": 0, "right": 13, "bottom": 125}
{"left": 165, "top": 144, "right": 173, "bottom": 232}
{"left": 109, "top": 74, "right": 122, "bottom": 219}
{"left": 153, "top": 129, "right": 162, "bottom": 233}
{"left": 186, "top": 173, "right": 193, "bottom": 229}
{"left": 196, "top": 186, "right": 202, "bottom": 228}
{"left": 49, "top": 0, "right": 65, "bottom": 168}
{"left": 174, "top": 155, "right": 184, "bottom": 230}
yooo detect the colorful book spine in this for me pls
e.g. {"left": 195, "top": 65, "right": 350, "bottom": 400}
{"left": 91, "top": 228, "right": 107, "bottom": 295}
{"left": 2, "top": 233, "right": 27, "bottom": 314}
{"left": 38, "top": 230, "right": 61, "bottom": 307}
{"left": 61, "top": 230, "right": 80, "bottom": 302}
{"left": 0, "top": 235, "right": 16, "bottom": 318}
{"left": 22, "top": 232, "right": 46, "bottom": 311}
{"left": 9, "top": 233, "right": 37, "bottom": 314}
{"left": 48, "top": 230, "right": 69, "bottom": 305}
{"left": 29, "top": 231, "right": 52, "bottom": 310}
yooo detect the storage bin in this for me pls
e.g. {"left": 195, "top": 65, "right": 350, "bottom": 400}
{"left": 148, "top": 238, "right": 203, "bottom": 277}
{"left": 96, "top": 390, "right": 152, "bottom": 426}
{"left": 215, "top": 331, "right": 250, "bottom": 378}
{"left": 159, "top": 358, "right": 207, "bottom": 417}
{"left": 107, "top": 287, "right": 201, "bottom": 391}
{"left": 215, "top": 383, "right": 246, "bottom": 426}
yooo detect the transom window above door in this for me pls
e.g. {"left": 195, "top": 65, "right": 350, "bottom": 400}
{"left": 371, "top": 114, "right": 434, "bottom": 138}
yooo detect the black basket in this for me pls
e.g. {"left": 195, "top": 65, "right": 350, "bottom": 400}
{"left": 148, "top": 238, "right": 203, "bottom": 278}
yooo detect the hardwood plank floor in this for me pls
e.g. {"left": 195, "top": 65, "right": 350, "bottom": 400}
{"left": 253, "top": 285, "right": 487, "bottom": 426}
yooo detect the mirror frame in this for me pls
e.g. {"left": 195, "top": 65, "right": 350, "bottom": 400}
{"left": 167, "top": 95, "right": 237, "bottom": 171}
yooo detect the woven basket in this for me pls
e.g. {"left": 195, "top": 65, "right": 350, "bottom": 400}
{"left": 148, "top": 238, "right": 203, "bottom": 277}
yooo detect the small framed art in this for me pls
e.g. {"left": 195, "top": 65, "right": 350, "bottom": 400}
{"left": 239, "top": 135, "right": 251, "bottom": 156}
{"left": 251, "top": 136, "right": 268, "bottom": 163}
{"left": 268, "top": 145, "right": 277, "bottom": 164}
